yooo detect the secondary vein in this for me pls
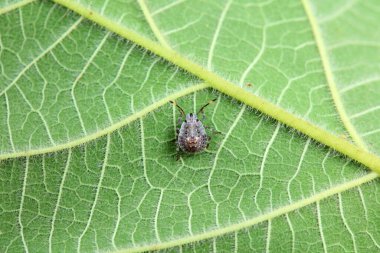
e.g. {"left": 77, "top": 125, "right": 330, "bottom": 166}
{"left": 301, "top": 0, "right": 367, "bottom": 150}
{"left": 53, "top": 0, "right": 380, "bottom": 175}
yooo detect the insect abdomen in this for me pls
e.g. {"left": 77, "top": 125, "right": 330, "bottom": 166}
{"left": 178, "top": 122, "right": 208, "bottom": 153}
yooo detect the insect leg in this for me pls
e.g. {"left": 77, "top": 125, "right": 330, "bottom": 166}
{"left": 176, "top": 145, "right": 183, "bottom": 161}
{"left": 170, "top": 100, "right": 186, "bottom": 119}
{"left": 170, "top": 100, "right": 185, "bottom": 126}
{"left": 204, "top": 125, "right": 222, "bottom": 135}
{"left": 206, "top": 135, "right": 211, "bottom": 149}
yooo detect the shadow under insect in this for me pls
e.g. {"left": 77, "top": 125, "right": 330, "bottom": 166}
{"left": 170, "top": 99, "right": 219, "bottom": 160}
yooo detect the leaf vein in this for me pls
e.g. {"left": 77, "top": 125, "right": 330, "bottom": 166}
{"left": 49, "top": 149, "right": 72, "bottom": 253}
{"left": 71, "top": 32, "right": 110, "bottom": 136}
{"left": 137, "top": 0, "right": 170, "bottom": 48}
{"left": 208, "top": 104, "right": 246, "bottom": 204}
{"left": 0, "top": 17, "right": 83, "bottom": 97}
{"left": 18, "top": 157, "right": 30, "bottom": 253}
{"left": 77, "top": 134, "right": 111, "bottom": 252}
{"left": 121, "top": 172, "right": 378, "bottom": 252}
{"left": 53, "top": 0, "right": 380, "bottom": 175}
{"left": 316, "top": 201, "right": 328, "bottom": 253}
{"left": 287, "top": 138, "right": 311, "bottom": 202}
{"left": 301, "top": 0, "right": 367, "bottom": 149}
{"left": 338, "top": 193, "right": 358, "bottom": 253}
{"left": 207, "top": 0, "right": 233, "bottom": 69}
{"left": 4, "top": 93, "right": 15, "bottom": 152}
{"left": 0, "top": 0, "right": 36, "bottom": 15}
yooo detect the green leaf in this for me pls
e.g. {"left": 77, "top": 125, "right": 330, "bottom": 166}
{"left": 1, "top": 0, "right": 379, "bottom": 252}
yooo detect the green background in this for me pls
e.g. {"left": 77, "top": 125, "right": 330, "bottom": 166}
{"left": 1, "top": 0, "right": 380, "bottom": 252}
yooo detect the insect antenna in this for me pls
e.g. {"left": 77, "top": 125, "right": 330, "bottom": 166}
{"left": 197, "top": 98, "right": 217, "bottom": 115}
{"left": 169, "top": 100, "right": 186, "bottom": 118}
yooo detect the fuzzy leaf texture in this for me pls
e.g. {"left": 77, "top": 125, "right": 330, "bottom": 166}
{"left": 1, "top": 0, "right": 380, "bottom": 252}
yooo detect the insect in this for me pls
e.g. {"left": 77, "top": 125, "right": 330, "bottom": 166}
{"left": 170, "top": 99, "right": 217, "bottom": 155}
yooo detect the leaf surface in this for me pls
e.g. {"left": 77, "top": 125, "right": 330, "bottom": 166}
{"left": 1, "top": 0, "right": 380, "bottom": 252}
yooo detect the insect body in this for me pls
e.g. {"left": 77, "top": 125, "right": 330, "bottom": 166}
{"left": 178, "top": 113, "right": 208, "bottom": 153}
{"left": 170, "top": 99, "right": 216, "bottom": 154}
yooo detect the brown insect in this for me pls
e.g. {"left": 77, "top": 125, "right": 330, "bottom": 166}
{"left": 170, "top": 99, "right": 216, "bottom": 155}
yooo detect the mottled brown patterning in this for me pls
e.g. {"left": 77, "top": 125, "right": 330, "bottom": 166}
{"left": 170, "top": 99, "right": 216, "bottom": 155}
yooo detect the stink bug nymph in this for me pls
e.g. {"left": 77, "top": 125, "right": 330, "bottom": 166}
{"left": 170, "top": 99, "right": 217, "bottom": 155}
